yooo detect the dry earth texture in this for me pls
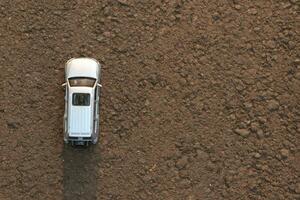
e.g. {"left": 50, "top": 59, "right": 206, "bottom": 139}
{"left": 0, "top": 0, "right": 300, "bottom": 199}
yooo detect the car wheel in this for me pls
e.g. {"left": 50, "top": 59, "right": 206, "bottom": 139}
{"left": 92, "top": 136, "right": 98, "bottom": 144}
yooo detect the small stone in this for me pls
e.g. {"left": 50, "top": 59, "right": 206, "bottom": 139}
{"left": 212, "top": 12, "right": 220, "bottom": 21}
{"left": 229, "top": 114, "right": 236, "bottom": 120}
{"left": 288, "top": 41, "right": 296, "bottom": 49}
{"left": 266, "top": 40, "right": 276, "bottom": 49}
{"left": 234, "top": 128, "right": 250, "bottom": 137}
{"left": 96, "top": 36, "right": 104, "bottom": 42}
{"left": 256, "top": 129, "right": 264, "bottom": 139}
{"left": 117, "top": 0, "right": 129, "bottom": 5}
{"left": 234, "top": 4, "right": 242, "bottom": 10}
{"left": 176, "top": 156, "right": 189, "bottom": 170}
{"left": 141, "top": 175, "right": 152, "bottom": 183}
{"left": 224, "top": 176, "right": 233, "bottom": 187}
{"left": 193, "top": 142, "right": 201, "bottom": 149}
{"left": 175, "top": 14, "right": 182, "bottom": 19}
{"left": 295, "top": 183, "right": 300, "bottom": 194}
{"left": 169, "top": 15, "right": 176, "bottom": 22}
{"left": 280, "top": 149, "right": 289, "bottom": 159}
{"left": 53, "top": 10, "right": 62, "bottom": 15}
{"left": 267, "top": 100, "right": 280, "bottom": 111}
{"left": 195, "top": 44, "right": 201, "bottom": 50}
{"left": 248, "top": 8, "right": 257, "bottom": 15}
{"left": 179, "top": 78, "right": 187, "bottom": 85}
{"left": 138, "top": 158, "right": 146, "bottom": 164}
{"left": 179, "top": 179, "right": 191, "bottom": 188}
{"left": 282, "top": 2, "right": 292, "bottom": 8}
{"left": 294, "top": 72, "right": 300, "bottom": 79}
{"left": 258, "top": 117, "right": 267, "bottom": 124}
{"left": 265, "top": 132, "right": 271, "bottom": 137}
{"left": 250, "top": 122, "right": 260, "bottom": 133}
{"left": 254, "top": 27, "right": 260, "bottom": 31}
{"left": 196, "top": 150, "right": 209, "bottom": 160}
{"left": 148, "top": 73, "right": 159, "bottom": 86}
{"left": 294, "top": 58, "right": 300, "bottom": 65}
{"left": 7, "top": 122, "right": 17, "bottom": 129}
{"left": 239, "top": 122, "right": 247, "bottom": 129}
{"left": 254, "top": 153, "right": 261, "bottom": 158}
{"left": 103, "top": 31, "right": 112, "bottom": 38}
{"left": 145, "top": 99, "right": 150, "bottom": 106}
{"left": 244, "top": 102, "right": 252, "bottom": 109}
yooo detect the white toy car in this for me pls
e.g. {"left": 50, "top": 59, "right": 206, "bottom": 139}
{"left": 62, "top": 58, "right": 102, "bottom": 145}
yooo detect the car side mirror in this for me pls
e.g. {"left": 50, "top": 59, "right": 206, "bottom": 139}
{"left": 61, "top": 82, "right": 67, "bottom": 87}
{"left": 97, "top": 83, "right": 102, "bottom": 88}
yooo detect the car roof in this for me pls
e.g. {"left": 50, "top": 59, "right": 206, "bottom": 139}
{"left": 66, "top": 58, "right": 100, "bottom": 79}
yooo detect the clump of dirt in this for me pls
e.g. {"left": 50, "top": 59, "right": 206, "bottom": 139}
{"left": 0, "top": 0, "right": 299, "bottom": 199}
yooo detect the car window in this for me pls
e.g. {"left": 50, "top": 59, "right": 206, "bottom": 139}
{"left": 72, "top": 93, "right": 90, "bottom": 106}
{"left": 69, "top": 77, "right": 96, "bottom": 87}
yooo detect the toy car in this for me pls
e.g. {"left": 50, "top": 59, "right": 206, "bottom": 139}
{"left": 62, "top": 58, "right": 102, "bottom": 145}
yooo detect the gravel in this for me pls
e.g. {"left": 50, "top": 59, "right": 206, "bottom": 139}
{"left": 234, "top": 128, "right": 250, "bottom": 137}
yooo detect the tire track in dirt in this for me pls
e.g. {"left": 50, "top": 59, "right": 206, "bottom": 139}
{"left": 59, "top": 2, "right": 104, "bottom": 200}
{"left": 63, "top": 145, "right": 100, "bottom": 200}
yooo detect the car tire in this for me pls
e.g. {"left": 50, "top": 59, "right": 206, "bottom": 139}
{"left": 92, "top": 136, "right": 98, "bottom": 144}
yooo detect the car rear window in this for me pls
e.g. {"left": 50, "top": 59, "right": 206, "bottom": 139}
{"left": 69, "top": 77, "right": 96, "bottom": 87}
{"left": 72, "top": 93, "right": 90, "bottom": 106}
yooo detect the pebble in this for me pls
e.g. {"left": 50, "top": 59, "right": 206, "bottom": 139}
{"left": 294, "top": 58, "right": 300, "bottom": 65}
{"left": 244, "top": 102, "right": 253, "bottom": 109}
{"left": 248, "top": 8, "right": 258, "bottom": 15}
{"left": 229, "top": 114, "right": 236, "bottom": 120}
{"left": 239, "top": 122, "right": 247, "bottom": 129}
{"left": 212, "top": 12, "right": 220, "bottom": 21}
{"left": 256, "top": 129, "right": 264, "bottom": 139}
{"left": 267, "top": 100, "right": 280, "bottom": 111}
{"left": 280, "top": 149, "right": 289, "bottom": 159}
{"left": 117, "top": 0, "right": 129, "bottom": 5}
{"left": 254, "top": 153, "right": 261, "bottom": 158}
{"left": 289, "top": 40, "right": 296, "bottom": 49}
{"left": 266, "top": 40, "right": 276, "bottom": 49}
{"left": 250, "top": 122, "right": 260, "bottom": 132}
{"left": 7, "top": 122, "right": 17, "bottom": 129}
{"left": 96, "top": 36, "right": 104, "bottom": 42}
{"left": 176, "top": 156, "right": 189, "bottom": 170}
{"left": 254, "top": 27, "right": 261, "bottom": 32}
{"left": 138, "top": 158, "right": 146, "bottom": 164}
{"left": 141, "top": 175, "right": 152, "bottom": 183}
{"left": 295, "top": 183, "right": 300, "bottom": 194}
{"left": 294, "top": 72, "right": 300, "bottom": 80}
{"left": 265, "top": 132, "right": 271, "bottom": 137}
{"left": 282, "top": 2, "right": 292, "bottom": 8}
{"left": 179, "top": 179, "right": 191, "bottom": 188}
{"left": 144, "top": 99, "right": 150, "bottom": 106}
{"left": 196, "top": 150, "right": 209, "bottom": 160}
{"left": 103, "top": 31, "right": 112, "bottom": 38}
{"left": 258, "top": 117, "right": 267, "bottom": 124}
{"left": 193, "top": 142, "right": 201, "bottom": 149}
{"left": 234, "top": 4, "right": 242, "bottom": 10}
{"left": 234, "top": 128, "right": 250, "bottom": 137}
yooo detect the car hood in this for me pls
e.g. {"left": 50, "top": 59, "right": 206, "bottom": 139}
{"left": 66, "top": 58, "right": 100, "bottom": 79}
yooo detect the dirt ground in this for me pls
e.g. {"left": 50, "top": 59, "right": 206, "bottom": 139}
{"left": 0, "top": 0, "right": 300, "bottom": 199}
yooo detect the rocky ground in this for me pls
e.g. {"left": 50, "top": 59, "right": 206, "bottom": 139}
{"left": 0, "top": 0, "right": 300, "bottom": 199}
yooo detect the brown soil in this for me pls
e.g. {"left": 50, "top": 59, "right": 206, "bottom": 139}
{"left": 1, "top": 0, "right": 300, "bottom": 199}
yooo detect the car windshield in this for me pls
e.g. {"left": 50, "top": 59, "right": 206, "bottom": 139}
{"left": 69, "top": 77, "right": 96, "bottom": 87}
{"left": 72, "top": 93, "right": 90, "bottom": 106}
